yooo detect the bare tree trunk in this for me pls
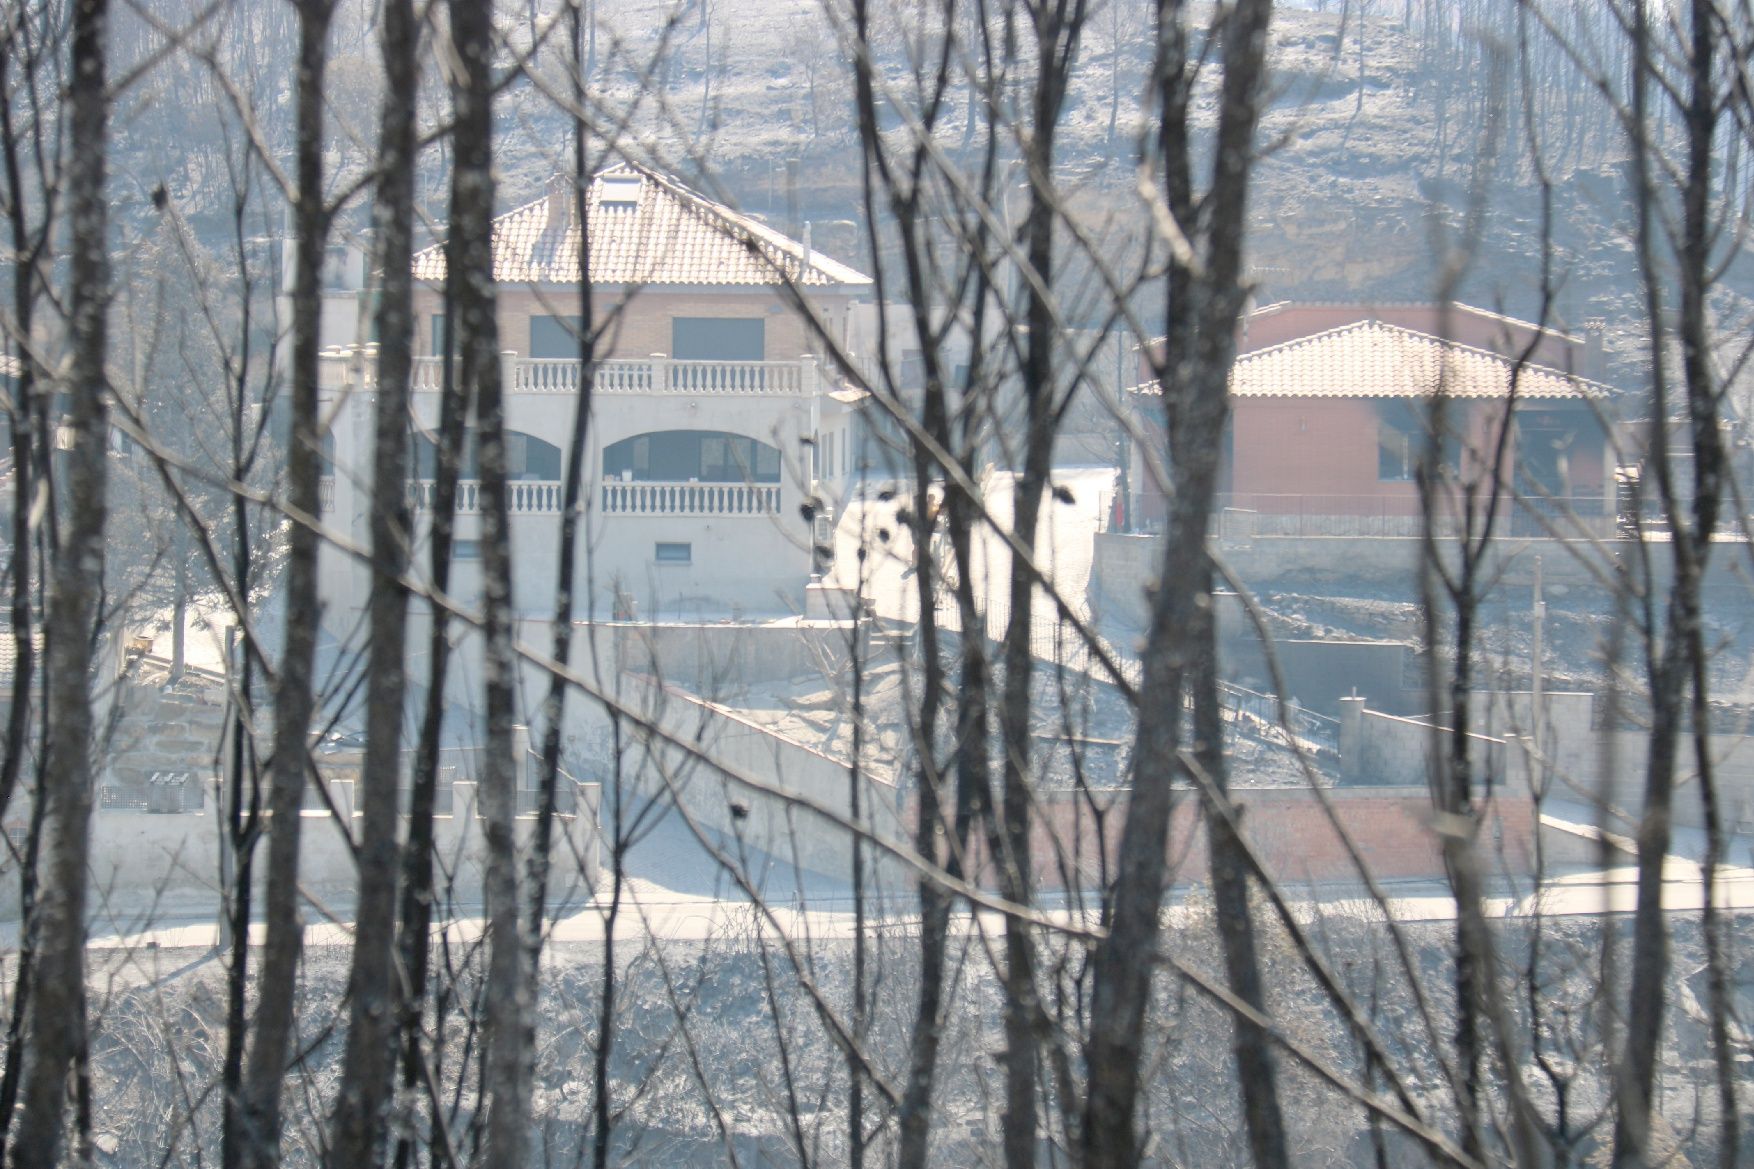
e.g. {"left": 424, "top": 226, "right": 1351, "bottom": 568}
{"left": 0, "top": 0, "right": 41, "bottom": 844}
{"left": 392, "top": 279, "right": 464, "bottom": 1169}
{"left": 1614, "top": 4, "right": 1724, "bottom": 1166}
{"left": 0, "top": 9, "right": 47, "bottom": 1157}
{"left": 238, "top": 4, "right": 334, "bottom": 1166}
{"left": 11, "top": 0, "right": 107, "bottom": 1164}
{"left": 526, "top": 3, "right": 597, "bottom": 975}
{"left": 448, "top": 3, "right": 529, "bottom": 1163}
{"left": 1083, "top": 2, "right": 1278, "bottom": 1166}
{"left": 326, "top": 1, "right": 418, "bottom": 1164}
{"left": 221, "top": 181, "right": 264, "bottom": 1169}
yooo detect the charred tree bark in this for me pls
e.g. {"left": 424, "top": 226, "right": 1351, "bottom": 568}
{"left": 392, "top": 287, "right": 465, "bottom": 1169}
{"left": 11, "top": 0, "right": 107, "bottom": 1164}
{"left": 0, "top": 9, "right": 46, "bottom": 1159}
{"left": 1614, "top": 3, "right": 1725, "bottom": 1166}
{"left": 326, "top": 0, "right": 418, "bottom": 1164}
{"left": 236, "top": 4, "right": 334, "bottom": 1167}
{"left": 447, "top": 2, "right": 530, "bottom": 1163}
{"left": 996, "top": 10, "right": 1089, "bottom": 1163}
{"left": 1082, "top": 2, "right": 1277, "bottom": 1167}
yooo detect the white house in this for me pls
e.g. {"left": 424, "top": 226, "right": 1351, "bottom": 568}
{"left": 315, "top": 164, "right": 874, "bottom": 640}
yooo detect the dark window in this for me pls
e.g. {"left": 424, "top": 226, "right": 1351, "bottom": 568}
{"left": 414, "top": 429, "right": 562, "bottom": 481}
{"left": 603, "top": 430, "right": 781, "bottom": 483}
{"left": 1378, "top": 420, "right": 1416, "bottom": 482}
{"left": 654, "top": 542, "right": 691, "bottom": 564}
{"left": 530, "top": 314, "right": 583, "bottom": 359}
{"left": 453, "top": 539, "right": 481, "bottom": 560}
{"left": 1516, "top": 405, "right": 1595, "bottom": 495}
{"left": 671, "top": 317, "right": 764, "bottom": 361}
{"left": 1377, "top": 400, "right": 1458, "bottom": 481}
{"left": 430, "top": 313, "right": 448, "bottom": 357}
{"left": 899, "top": 349, "right": 925, "bottom": 390}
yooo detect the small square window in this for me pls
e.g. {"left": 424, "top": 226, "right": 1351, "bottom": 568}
{"left": 654, "top": 542, "right": 691, "bottom": 564}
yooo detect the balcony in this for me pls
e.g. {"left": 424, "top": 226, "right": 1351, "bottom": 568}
{"left": 403, "top": 478, "right": 780, "bottom": 517}
{"left": 407, "top": 479, "right": 565, "bottom": 514}
{"left": 600, "top": 480, "right": 781, "bottom": 516}
{"left": 397, "top": 354, "right": 821, "bottom": 396}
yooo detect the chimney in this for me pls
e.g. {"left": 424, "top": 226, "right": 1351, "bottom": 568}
{"left": 1583, "top": 318, "right": 1606, "bottom": 380}
{"left": 801, "top": 221, "right": 813, "bottom": 276}
{"left": 545, "top": 172, "right": 573, "bottom": 232}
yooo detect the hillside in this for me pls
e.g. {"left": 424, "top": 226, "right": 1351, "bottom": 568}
{"left": 467, "top": 0, "right": 1736, "bottom": 392}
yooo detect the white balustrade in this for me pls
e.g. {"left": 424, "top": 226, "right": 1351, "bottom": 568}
{"left": 515, "top": 356, "right": 807, "bottom": 395}
{"left": 599, "top": 480, "right": 781, "bottom": 516}
{"left": 511, "top": 359, "right": 581, "bottom": 393}
{"left": 411, "top": 356, "right": 444, "bottom": 391}
{"left": 405, "top": 480, "right": 562, "bottom": 514}
{"left": 405, "top": 477, "right": 776, "bottom": 516}
{"left": 335, "top": 353, "right": 822, "bottom": 398}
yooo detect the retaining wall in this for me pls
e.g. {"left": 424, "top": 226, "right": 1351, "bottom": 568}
{"left": 1092, "top": 530, "right": 1754, "bottom": 611}
{"left": 55, "top": 780, "right": 601, "bottom": 925}
{"left": 1001, "top": 784, "right": 1536, "bottom": 891}
{"left": 623, "top": 677, "right": 906, "bottom": 879}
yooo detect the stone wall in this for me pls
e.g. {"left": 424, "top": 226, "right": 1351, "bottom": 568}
{"left": 101, "top": 673, "right": 232, "bottom": 809}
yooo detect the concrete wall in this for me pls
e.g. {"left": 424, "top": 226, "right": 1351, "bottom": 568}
{"left": 1087, "top": 532, "right": 1162, "bottom": 629}
{"left": 1337, "top": 689, "right": 1754, "bottom": 835}
{"left": 1260, "top": 640, "right": 1411, "bottom": 716}
{"left": 1092, "top": 528, "right": 1753, "bottom": 599}
{"left": 31, "top": 666, "right": 604, "bottom": 921}
{"left": 1340, "top": 700, "right": 1508, "bottom": 789}
{"left": 67, "top": 782, "right": 600, "bottom": 924}
{"left": 623, "top": 677, "right": 905, "bottom": 879}
{"left": 608, "top": 620, "right": 854, "bottom": 692}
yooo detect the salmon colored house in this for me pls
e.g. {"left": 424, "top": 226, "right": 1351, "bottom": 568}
{"left": 1128, "top": 306, "right": 1615, "bottom": 537}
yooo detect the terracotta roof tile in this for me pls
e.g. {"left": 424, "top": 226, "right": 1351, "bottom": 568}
{"left": 412, "top": 164, "right": 872, "bottom": 289}
{"left": 1134, "top": 321, "right": 1602, "bottom": 400}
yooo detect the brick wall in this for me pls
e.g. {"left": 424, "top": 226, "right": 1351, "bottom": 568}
{"left": 946, "top": 784, "right": 1536, "bottom": 892}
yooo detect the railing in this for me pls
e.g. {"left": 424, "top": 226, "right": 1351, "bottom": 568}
{"left": 411, "top": 357, "right": 443, "bottom": 391}
{"left": 397, "top": 354, "right": 817, "bottom": 396}
{"left": 406, "top": 479, "right": 564, "bottom": 514}
{"left": 600, "top": 479, "right": 780, "bottom": 516}
{"left": 319, "top": 476, "right": 335, "bottom": 513}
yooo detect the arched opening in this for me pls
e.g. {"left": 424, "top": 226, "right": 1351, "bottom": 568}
{"left": 603, "top": 430, "right": 781, "bottom": 483}
{"left": 413, "top": 428, "right": 562, "bottom": 481}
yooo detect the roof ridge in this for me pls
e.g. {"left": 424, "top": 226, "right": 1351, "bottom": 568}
{"left": 1246, "top": 299, "right": 1584, "bottom": 341}
{"left": 1239, "top": 317, "right": 1598, "bottom": 386}
{"left": 411, "top": 161, "right": 872, "bottom": 287}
